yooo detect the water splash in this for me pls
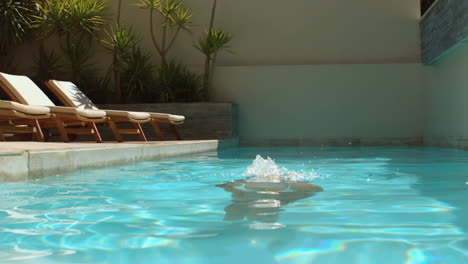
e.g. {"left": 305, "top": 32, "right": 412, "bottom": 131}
{"left": 243, "top": 155, "right": 319, "bottom": 182}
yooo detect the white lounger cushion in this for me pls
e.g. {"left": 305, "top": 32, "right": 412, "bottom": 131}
{"left": 46, "top": 80, "right": 98, "bottom": 110}
{"left": 48, "top": 106, "right": 106, "bottom": 119}
{"left": 150, "top": 113, "right": 185, "bottom": 122}
{"left": 104, "top": 110, "right": 150, "bottom": 121}
{"left": 168, "top": 115, "right": 185, "bottom": 122}
{"left": 0, "top": 72, "right": 55, "bottom": 106}
{"left": 0, "top": 100, "right": 50, "bottom": 115}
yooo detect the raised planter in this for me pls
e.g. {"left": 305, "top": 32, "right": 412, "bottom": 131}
{"left": 99, "top": 103, "right": 238, "bottom": 141}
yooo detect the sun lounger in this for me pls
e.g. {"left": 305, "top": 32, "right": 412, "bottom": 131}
{"left": 0, "top": 72, "right": 107, "bottom": 143}
{"left": 45, "top": 79, "right": 185, "bottom": 140}
{"left": 0, "top": 100, "right": 51, "bottom": 141}
{"left": 44, "top": 80, "right": 152, "bottom": 142}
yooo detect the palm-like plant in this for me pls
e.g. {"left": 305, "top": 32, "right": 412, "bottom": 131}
{"left": 32, "top": 46, "right": 64, "bottom": 83}
{"left": 122, "top": 47, "right": 157, "bottom": 102}
{"left": 37, "top": 0, "right": 107, "bottom": 38}
{"left": 0, "top": 0, "right": 41, "bottom": 71}
{"left": 35, "top": 0, "right": 107, "bottom": 81}
{"left": 101, "top": 24, "right": 138, "bottom": 103}
{"left": 102, "top": 25, "right": 137, "bottom": 60}
{"left": 135, "top": 0, "right": 192, "bottom": 65}
{"left": 157, "top": 60, "right": 200, "bottom": 102}
{"left": 195, "top": 29, "right": 232, "bottom": 59}
{"left": 195, "top": 31, "right": 232, "bottom": 100}
{"left": 0, "top": 0, "right": 40, "bottom": 50}
{"left": 194, "top": 0, "right": 233, "bottom": 100}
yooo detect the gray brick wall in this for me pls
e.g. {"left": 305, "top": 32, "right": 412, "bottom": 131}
{"left": 421, "top": 0, "right": 468, "bottom": 64}
{"left": 99, "top": 103, "right": 237, "bottom": 141}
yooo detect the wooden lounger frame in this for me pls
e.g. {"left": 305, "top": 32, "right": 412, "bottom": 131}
{"left": 151, "top": 119, "right": 182, "bottom": 140}
{"left": 43, "top": 114, "right": 105, "bottom": 143}
{"left": 0, "top": 109, "right": 49, "bottom": 141}
{"left": 0, "top": 82, "right": 106, "bottom": 143}
{"left": 107, "top": 117, "right": 147, "bottom": 142}
{"left": 44, "top": 81, "right": 148, "bottom": 142}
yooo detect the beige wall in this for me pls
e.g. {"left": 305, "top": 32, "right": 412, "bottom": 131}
{"left": 13, "top": 1, "right": 422, "bottom": 72}
{"left": 425, "top": 43, "right": 468, "bottom": 148}
{"left": 212, "top": 64, "right": 425, "bottom": 145}
{"left": 116, "top": 0, "right": 421, "bottom": 66}
{"left": 111, "top": 0, "right": 424, "bottom": 145}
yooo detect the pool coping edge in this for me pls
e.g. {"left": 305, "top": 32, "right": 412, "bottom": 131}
{"left": 0, "top": 140, "right": 219, "bottom": 182}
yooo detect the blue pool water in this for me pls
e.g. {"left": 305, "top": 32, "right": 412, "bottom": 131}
{"left": 0, "top": 147, "right": 467, "bottom": 264}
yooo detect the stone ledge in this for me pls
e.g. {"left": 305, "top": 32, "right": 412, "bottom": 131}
{"left": 99, "top": 103, "right": 238, "bottom": 141}
{"left": 0, "top": 141, "right": 219, "bottom": 182}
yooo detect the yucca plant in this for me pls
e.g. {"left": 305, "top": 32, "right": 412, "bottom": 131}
{"left": 67, "top": 38, "right": 96, "bottom": 84}
{"left": 101, "top": 24, "right": 137, "bottom": 103}
{"left": 32, "top": 46, "right": 64, "bottom": 83}
{"left": 0, "top": 0, "right": 40, "bottom": 50}
{"left": 36, "top": 0, "right": 107, "bottom": 38}
{"left": 195, "top": 28, "right": 232, "bottom": 100}
{"left": 157, "top": 61, "right": 200, "bottom": 102}
{"left": 195, "top": 0, "right": 233, "bottom": 100}
{"left": 122, "top": 47, "right": 157, "bottom": 102}
{"left": 35, "top": 0, "right": 107, "bottom": 83}
{"left": 0, "top": 0, "right": 41, "bottom": 71}
{"left": 30, "top": 46, "right": 64, "bottom": 105}
{"left": 135, "top": 0, "right": 192, "bottom": 65}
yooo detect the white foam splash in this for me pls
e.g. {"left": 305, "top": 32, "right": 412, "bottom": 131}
{"left": 243, "top": 155, "right": 319, "bottom": 182}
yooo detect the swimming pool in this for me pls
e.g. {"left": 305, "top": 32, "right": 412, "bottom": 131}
{"left": 0, "top": 147, "right": 467, "bottom": 264}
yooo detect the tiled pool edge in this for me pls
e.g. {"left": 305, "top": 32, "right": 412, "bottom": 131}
{"left": 0, "top": 141, "right": 219, "bottom": 182}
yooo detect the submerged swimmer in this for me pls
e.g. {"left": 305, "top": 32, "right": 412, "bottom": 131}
{"left": 217, "top": 176, "right": 323, "bottom": 223}
{"left": 217, "top": 176, "right": 323, "bottom": 192}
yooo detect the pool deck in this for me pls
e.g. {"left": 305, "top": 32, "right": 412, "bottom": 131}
{"left": 0, "top": 140, "right": 219, "bottom": 182}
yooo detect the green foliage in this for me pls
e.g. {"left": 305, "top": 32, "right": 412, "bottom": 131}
{"left": 101, "top": 24, "right": 137, "bottom": 59}
{"left": 195, "top": 29, "right": 233, "bottom": 58}
{"left": 79, "top": 74, "right": 113, "bottom": 104}
{"left": 0, "top": 0, "right": 41, "bottom": 72}
{"left": 35, "top": 0, "right": 107, "bottom": 39}
{"left": 100, "top": 23, "right": 139, "bottom": 103}
{"left": 136, "top": 0, "right": 183, "bottom": 20}
{"left": 34, "top": 0, "right": 107, "bottom": 96}
{"left": 196, "top": 28, "right": 233, "bottom": 100}
{"left": 0, "top": 59, "right": 17, "bottom": 74}
{"left": 0, "top": 0, "right": 208, "bottom": 103}
{"left": 172, "top": 7, "right": 192, "bottom": 29}
{"left": 67, "top": 38, "right": 97, "bottom": 84}
{"left": 135, "top": 0, "right": 192, "bottom": 64}
{"left": 32, "top": 46, "right": 64, "bottom": 83}
{"left": 157, "top": 61, "right": 200, "bottom": 102}
{"left": 122, "top": 47, "right": 157, "bottom": 102}
{"left": 0, "top": 0, "right": 40, "bottom": 51}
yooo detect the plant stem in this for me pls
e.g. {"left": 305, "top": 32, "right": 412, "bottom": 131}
{"left": 202, "top": 0, "right": 218, "bottom": 101}
{"left": 149, "top": 7, "right": 162, "bottom": 55}
{"left": 114, "top": 0, "right": 123, "bottom": 103}
{"left": 161, "top": 16, "right": 169, "bottom": 65}
{"left": 208, "top": 0, "right": 217, "bottom": 32}
{"left": 113, "top": 54, "right": 122, "bottom": 103}
{"left": 117, "top": 0, "right": 122, "bottom": 25}
{"left": 166, "top": 26, "right": 181, "bottom": 54}
{"left": 202, "top": 55, "right": 211, "bottom": 100}
{"left": 65, "top": 32, "right": 77, "bottom": 81}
